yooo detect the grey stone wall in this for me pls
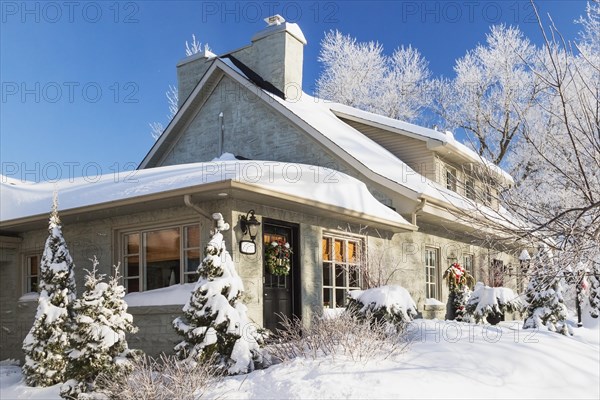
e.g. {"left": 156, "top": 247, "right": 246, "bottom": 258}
{"left": 1, "top": 194, "right": 520, "bottom": 362}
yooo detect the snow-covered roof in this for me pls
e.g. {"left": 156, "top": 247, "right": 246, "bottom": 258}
{"left": 329, "top": 102, "right": 514, "bottom": 185}
{"left": 259, "top": 86, "right": 512, "bottom": 215}
{"left": 0, "top": 156, "right": 413, "bottom": 230}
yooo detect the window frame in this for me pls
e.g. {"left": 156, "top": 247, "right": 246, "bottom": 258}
{"left": 446, "top": 166, "right": 457, "bottom": 192}
{"left": 22, "top": 252, "right": 42, "bottom": 295}
{"left": 463, "top": 253, "right": 474, "bottom": 280}
{"left": 465, "top": 178, "right": 476, "bottom": 200}
{"left": 321, "top": 233, "right": 364, "bottom": 309}
{"left": 120, "top": 221, "right": 201, "bottom": 293}
{"left": 425, "top": 247, "right": 441, "bottom": 300}
{"left": 491, "top": 259, "right": 504, "bottom": 287}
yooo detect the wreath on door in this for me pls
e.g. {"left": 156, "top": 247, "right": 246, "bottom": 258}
{"left": 265, "top": 240, "right": 293, "bottom": 276}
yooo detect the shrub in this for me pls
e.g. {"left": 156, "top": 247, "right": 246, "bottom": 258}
{"left": 265, "top": 312, "right": 409, "bottom": 363}
{"left": 95, "top": 354, "right": 223, "bottom": 400}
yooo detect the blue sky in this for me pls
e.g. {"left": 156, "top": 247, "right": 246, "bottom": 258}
{"left": 0, "top": 0, "right": 588, "bottom": 182}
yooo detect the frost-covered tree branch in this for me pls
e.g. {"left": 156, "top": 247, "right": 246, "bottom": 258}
{"left": 316, "top": 30, "right": 431, "bottom": 123}
{"left": 149, "top": 35, "right": 209, "bottom": 140}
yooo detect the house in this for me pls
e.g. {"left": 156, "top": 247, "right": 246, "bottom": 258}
{"left": 0, "top": 16, "right": 523, "bottom": 360}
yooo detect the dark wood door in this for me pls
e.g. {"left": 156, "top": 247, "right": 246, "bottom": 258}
{"left": 263, "top": 221, "right": 300, "bottom": 333}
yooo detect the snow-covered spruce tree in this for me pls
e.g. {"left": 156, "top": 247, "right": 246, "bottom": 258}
{"left": 173, "top": 213, "right": 262, "bottom": 374}
{"left": 60, "top": 258, "right": 138, "bottom": 399}
{"left": 586, "top": 261, "right": 600, "bottom": 318}
{"left": 522, "top": 247, "right": 571, "bottom": 335}
{"left": 22, "top": 197, "right": 77, "bottom": 386}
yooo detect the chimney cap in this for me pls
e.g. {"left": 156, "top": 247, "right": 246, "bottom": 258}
{"left": 251, "top": 18, "right": 307, "bottom": 45}
{"left": 265, "top": 14, "right": 285, "bottom": 26}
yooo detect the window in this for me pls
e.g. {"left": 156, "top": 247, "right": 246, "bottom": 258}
{"left": 464, "top": 254, "right": 474, "bottom": 279}
{"left": 425, "top": 247, "right": 440, "bottom": 300}
{"left": 322, "top": 235, "right": 362, "bottom": 308}
{"left": 446, "top": 167, "right": 457, "bottom": 192}
{"left": 122, "top": 223, "right": 201, "bottom": 293}
{"left": 491, "top": 259, "right": 504, "bottom": 287}
{"left": 465, "top": 178, "right": 476, "bottom": 200}
{"left": 24, "top": 254, "right": 41, "bottom": 293}
{"left": 484, "top": 187, "right": 493, "bottom": 207}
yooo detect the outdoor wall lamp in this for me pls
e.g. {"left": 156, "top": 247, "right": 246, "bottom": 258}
{"left": 239, "top": 210, "right": 261, "bottom": 254}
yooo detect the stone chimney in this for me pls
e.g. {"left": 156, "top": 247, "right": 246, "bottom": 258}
{"left": 234, "top": 15, "right": 307, "bottom": 98}
{"left": 176, "top": 15, "right": 306, "bottom": 104}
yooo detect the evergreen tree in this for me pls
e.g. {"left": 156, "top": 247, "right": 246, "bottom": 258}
{"left": 61, "top": 258, "right": 138, "bottom": 399}
{"left": 443, "top": 262, "right": 474, "bottom": 322}
{"left": 173, "top": 213, "right": 262, "bottom": 374}
{"left": 22, "top": 196, "right": 77, "bottom": 386}
{"left": 586, "top": 262, "right": 600, "bottom": 318}
{"left": 522, "top": 247, "right": 571, "bottom": 335}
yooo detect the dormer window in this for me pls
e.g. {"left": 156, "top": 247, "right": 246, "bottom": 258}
{"left": 446, "top": 167, "right": 457, "bottom": 192}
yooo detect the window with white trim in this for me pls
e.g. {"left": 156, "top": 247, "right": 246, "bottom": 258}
{"left": 122, "top": 223, "right": 201, "bottom": 293}
{"left": 322, "top": 235, "right": 362, "bottom": 308}
{"left": 464, "top": 254, "right": 474, "bottom": 279}
{"left": 425, "top": 247, "right": 440, "bottom": 300}
{"left": 24, "top": 254, "right": 41, "bottom": 293}
{"left": 446, "top": 167, "right": 457, "bottom": 192}
{"left": 465, "top": 178, "right": 476, "bottom": 200}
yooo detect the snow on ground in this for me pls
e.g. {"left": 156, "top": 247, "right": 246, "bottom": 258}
{"left": 2, "top": 319, "right": 598, "bottom": 399}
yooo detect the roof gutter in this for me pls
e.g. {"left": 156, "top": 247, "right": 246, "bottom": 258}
{"left": 183, "top": 194, "right": 213, "bottom": 221}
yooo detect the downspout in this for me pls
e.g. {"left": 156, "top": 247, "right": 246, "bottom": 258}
{"left": 184, "top": 194, "right": 213, "bottom": 221}
{"left": 412, "top": 198, "right": 426, "bottom": 226}
{"left": 218, "top": 111, "right": 224, "bottom": 156}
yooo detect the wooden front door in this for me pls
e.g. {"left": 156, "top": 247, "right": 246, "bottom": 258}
{"left": 263, "top": 220, "right": 300, "bottom": 333}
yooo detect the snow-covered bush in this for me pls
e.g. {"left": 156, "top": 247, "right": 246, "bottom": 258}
{"left": 466, "top": 283, "right": 524, "bottom": 324}
{"left": 346, "top": 285, "right": 417, "bottom": 327}
{"left": 443, "top": 262, "right": 475, "bottom": 321}
{"left": 173, "top": 213, "right": 263, "bottom": 374}
{"left": 22, "top": 200, "right": 77, "bottom": 386}
{"left": 95, "top": 354, "right": 223, "bottom": 400}
{"left": 267, "top": 312, "right": 409, "bottom": 363}
{"left": 60, "top": 258, "right": 138, "bottom": 399}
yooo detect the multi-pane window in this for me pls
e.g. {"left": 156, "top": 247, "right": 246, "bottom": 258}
{"left": 484, "top": 188, "right": 493, "bottom": 207}
{"left": 464, "top": 254, "right": 474, "bottom": 279}
{"left": 425, "top": 247, "right": 440, "bottom": 300}
{"left": 491, "top": 259, "right": 504, "bottom": 287}
{"left": 465, "top": 178, "right": 476, "bottom": 200}
{"left": 446, "top": 167, "right": 457, "bottom": 192}
{"left": 123, "top": 223, "right": 201, "bottom": 293}
{"left": 24, "top": 254, "right": 41, "bottom": 293}
{"left": 322, "top": 235, "right": 362, "bottom": 309}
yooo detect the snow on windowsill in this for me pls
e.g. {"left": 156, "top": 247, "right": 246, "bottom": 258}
{"left": 18, "top": 292, "right": 39, "bottom": 302}
{"left": 124, "top": 283, "right": 195, "bottom": 307}
{"left": 424, "top": 298, "right": 445, "bottom": 310}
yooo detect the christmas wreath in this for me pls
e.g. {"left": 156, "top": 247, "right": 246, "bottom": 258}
{"left": 443, "top": 262, "right": 475, "bottom": 290}
{"left": 265, "top": 240, "right": 292, "bottom": 276}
